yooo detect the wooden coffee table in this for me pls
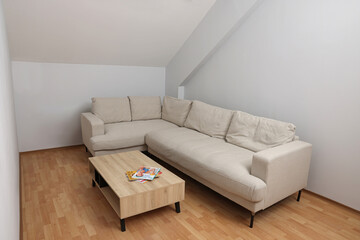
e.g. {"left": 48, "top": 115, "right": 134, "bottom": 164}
{"left": 88, "top": 151, "right": 185, "bottom": 232}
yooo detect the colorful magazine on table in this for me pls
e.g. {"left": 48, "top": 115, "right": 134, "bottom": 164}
{"left": 125, "top": 171, "right": 137, "bottom": 181}
{"left": 131, "top": 166, "right": 161, "bottom": 181}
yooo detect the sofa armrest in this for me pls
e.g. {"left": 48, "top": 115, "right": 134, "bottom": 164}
{"left": 251, "top": 140, "right": 312, "bottom": 209}
{"left": 81, "top": 112, "right": 105, "bottom": 150}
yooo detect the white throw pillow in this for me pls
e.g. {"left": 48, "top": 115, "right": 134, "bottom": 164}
{"left": 253, "top": 117, "right": 296, "bottom": 150}
{"left": 162, "top": 96, "right": 192, "bottom": 127}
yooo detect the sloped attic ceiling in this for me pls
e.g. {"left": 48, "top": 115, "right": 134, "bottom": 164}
{"left": 3, "top": 0, "right": 215, "bottom": 67}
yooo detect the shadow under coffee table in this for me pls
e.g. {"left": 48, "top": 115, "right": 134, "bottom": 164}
{"left": 89, "top": 151, "right": 185, "bottom": 232}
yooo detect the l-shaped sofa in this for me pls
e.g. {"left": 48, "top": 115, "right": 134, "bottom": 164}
{"left": 81, "top": 96, "right": 312, "bottom": 227}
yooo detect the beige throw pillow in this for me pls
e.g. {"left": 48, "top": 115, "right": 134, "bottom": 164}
{"left": 254, "top": 117, "right": 296, "bottom": 150}
{"left": 129, "top": 96, "right": 161, "bottom": 120}
{"left": 184, "top": 100, "right": 233, "bottom": 138}
{"left": 91, "top": 97, "right": 131, "bottom": 124}
{"left": 162, "top": 96, "right": 192, "bottom": 126}
{"left": 226, "top": 111, "right": 260, "bottom": 150}
{"left": 226, "top": 111, "right": 296, "bottom": 152}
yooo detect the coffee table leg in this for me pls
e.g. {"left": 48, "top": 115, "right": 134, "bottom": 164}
{"left": 92, "top": 179, "right": 95, "bottom": 187}
{"left": 120, "top": 219, "right": 126, "bottom": 232}
{"left": 175, "top": 202, "right": 180, "bottom": 213}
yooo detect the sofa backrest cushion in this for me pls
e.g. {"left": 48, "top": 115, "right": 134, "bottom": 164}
{"left": 91, "top": 97, "right": 131, "bottom": 124}
{"left": 226, "top": 111, "right": 259, "bottom": 150}
{"left": 162, "top": 96, "right": 192, "bottom": 127}
{"left": 129, "top": 96, "right": 162, "bottom": 120}
{"left": 226, "top": 111, "right": 296, "bottom": 152}
{"left": 184, "top": 100, "right": 233, "bottom": 138}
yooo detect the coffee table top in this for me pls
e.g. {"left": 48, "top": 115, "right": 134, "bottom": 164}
{"left": 89, "top": 151, "right": 184, "bottom": 198}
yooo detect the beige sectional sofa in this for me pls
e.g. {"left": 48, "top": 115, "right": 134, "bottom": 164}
{"left": 81, "top": 96, "right": 312, "bottom": 227}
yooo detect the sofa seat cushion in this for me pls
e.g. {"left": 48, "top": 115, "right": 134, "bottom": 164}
{"left": 184, "top": 100, "right": 233, "bottom": 139}
{"left": 91, "top": 119, "right": 178, "bottom": 151}
{"left": 146, "top": 128, "right": 266, "bottom": 202}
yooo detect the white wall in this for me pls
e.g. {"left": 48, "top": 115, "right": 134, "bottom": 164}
{"left": 166, "top": 0, "right": 261, "bottom": 97}
{"left": 0, "top": 1, "right": 20, "bottom": 239}
{"left": 180, "top": 0, "right": 360, "bottom": 210}
{"left": 12, "top": 61, "right": 165, "bottom": 152}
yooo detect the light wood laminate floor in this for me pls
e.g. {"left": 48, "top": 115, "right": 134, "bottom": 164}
{"left": 20, "top": 146, "right": 360, "bottom": 240}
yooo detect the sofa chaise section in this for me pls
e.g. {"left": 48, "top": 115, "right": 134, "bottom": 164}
{"left": 146, "top": 127, "right": 267, "bottom": 204}
{"left": 146, "top": 99, "right": 312, "bottom": 227}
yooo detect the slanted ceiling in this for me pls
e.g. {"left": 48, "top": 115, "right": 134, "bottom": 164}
{"left": 3, "top": 0, "right": 215, "bottom": 67}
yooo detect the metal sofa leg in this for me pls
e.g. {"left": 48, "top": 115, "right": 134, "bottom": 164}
{"left": 250, "top": 212, "right": 255, "bottom": 228}
{"left": 248, "top": 190, "right": 301, "bottom": 228}
{"left": 85, "top": 146, "right": 88, "bottom": 152}
{"left": 297, "top": 190, "right": 302, "bottom": 202}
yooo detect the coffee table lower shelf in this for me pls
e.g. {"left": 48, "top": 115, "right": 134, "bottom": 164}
{"left": 89, "top": 156, "right": 184, "bottom": 232}
{"left": 91, "top": 178, "right": 181, "bottom": 232}
{"left": 94, "top": 182, "right": 120, "bottom": 216}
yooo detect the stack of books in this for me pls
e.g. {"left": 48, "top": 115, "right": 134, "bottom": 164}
{"left": 125, "top": 166, "right": 162, "bottom": 183}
